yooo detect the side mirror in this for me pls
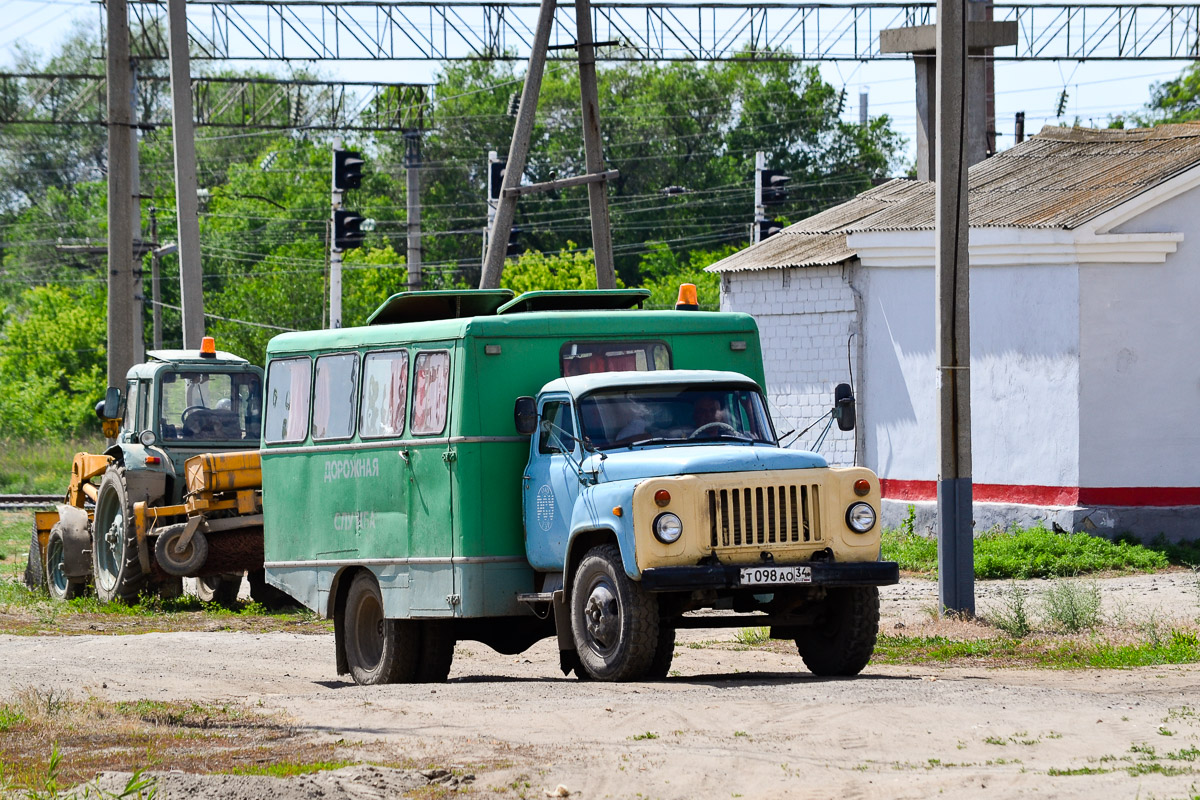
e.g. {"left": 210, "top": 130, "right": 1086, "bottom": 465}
{"left": 833, "top": 383, "right": 856, "bottom": 432}
{"left": 98, "top": 387, "right": 122, "bottom": 420}
{"left": 514, "top": 396, "right": 538, "bottom": 436}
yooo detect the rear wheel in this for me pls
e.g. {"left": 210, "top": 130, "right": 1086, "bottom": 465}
{"left": 24, "top": 526, "right": 45, "bottom": 593}
{"left": 248, "top": 568, "right": 293, "bottom": 610}
{"left": 92, "top": 467, "right": 146, "bottom": 604}
{"left": 416, "top": 620, "right": 455, "bottom": 683}
{"left": 195, "top": 575, "right": 241, "bottom": 607}
{"left": 794, "top": 586, "right": 880, "bottom": 677}
{"left": 45, "top": 526, "right": 85, "bottom": 601}
{"left": 342, "top": 572, "right": 419, "bottom": 685}
{"left": 571, "top": 544, "right": 659, "bottom": 681}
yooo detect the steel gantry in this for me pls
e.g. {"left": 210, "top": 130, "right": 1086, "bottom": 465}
{"left": 108, "top": 1, "right": 1200, "bottom": 63}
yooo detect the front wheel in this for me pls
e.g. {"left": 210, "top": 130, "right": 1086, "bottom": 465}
{"left": 92, "top": 467, "right": 146, "bottom": 604}
{"left": 570, "top": 544, "right": 660, "bottom": 681}
{"left": 45, "top": 526, "right": 85, "bottom": 601}
{"left": 794, "top": 586, "right": 880, "bottom": 677}
{"left": 342, "top": 572, "right": 420, "bottom": 685}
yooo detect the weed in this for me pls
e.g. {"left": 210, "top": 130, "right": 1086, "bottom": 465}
{"left": 988, "top": 582, "right": 1033, "bottom": 638}
{"left": 630, "top": 732, "right": 658, "bottom": 741}
{"left": 1160, "top": 728, "right": 1176, "bottom": 736}
{"left": 734, "top": 627, "right": 770, "bottom": 646}
{"left": 1041, "top": 580, "right": 1102, "bottom": 633}
{"left": 1048, "top": 766, "right": 1111, "bottom": 776}
{"left": 733, "top": 731, "right": 748, "bottom": 738}
{"left": 984, "top": 736, "right": 1007, "bottom": 746}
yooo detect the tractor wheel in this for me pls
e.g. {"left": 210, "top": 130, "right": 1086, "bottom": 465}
{"left": 45, "top": 525, "right": 85, "bottom": 601}
{"left": 341, "top": 571, "right": 420, "bottom": 685}
{"left": 91, "top": 467, "right": 147, "bottom": 604}
{"left": 24, "top": 526, "right": 45, "bottom": 593}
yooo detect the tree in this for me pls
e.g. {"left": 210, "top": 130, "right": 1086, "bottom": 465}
{"left": 1140, "top": 63, "right": 1200, "bottom": 124}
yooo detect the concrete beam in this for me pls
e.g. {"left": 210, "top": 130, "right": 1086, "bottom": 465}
{"left": 880, "top": 21, "right": 1018, "bottom": 54}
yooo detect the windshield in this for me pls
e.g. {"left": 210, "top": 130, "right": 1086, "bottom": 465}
{"left": 159, "top": 370, "right": 263, "bottom": 443}
{"left": 577, "top": 385, "right": 776, "bottom": 451}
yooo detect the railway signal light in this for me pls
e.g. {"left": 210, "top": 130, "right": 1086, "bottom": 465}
{"left": 506, "top": 226, "right": 522, "bottom": 258}
{"left": 334, "top": 209, "right": 366, "bottom": 251}
{"left": 758, "top": 219, "right": 783, "bottom": 241}
{"left": 761, "top": 169, "right": 790, "bottom": 206}
{"left": 334, "top": 149, "right": 364, "bottom": 191}
{"left": 489, "top": 159, "right": 506, "bottom": 200}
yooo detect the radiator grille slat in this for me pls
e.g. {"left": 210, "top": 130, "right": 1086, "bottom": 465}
{"left": 707, "top": 484, "right": 821, "bottom": 548}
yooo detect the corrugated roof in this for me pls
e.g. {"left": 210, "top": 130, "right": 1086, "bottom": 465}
{"left": 709, "top": 122, "right": 1200, "bottom": 273}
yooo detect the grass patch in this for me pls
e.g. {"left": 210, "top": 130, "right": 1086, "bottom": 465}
{"left": 733, "top": 626, "right": 771, "bottom": 646}
{"left": 873, "top": 629, "right": 1200, "bottom": 669}
{"left": 0, "top": 687, "right": 373, "bottom": 791}
{"left": 0, "top": 512, "right": 34, "bottom": 582}
{"left": 226, "top": 760, "right": 357, "bottom": 778}
{"left": 0, "top": 438, "right": 96, "bottom": 495}
{"left": 882, "top": 522, "right": 1171, "bottom": 579}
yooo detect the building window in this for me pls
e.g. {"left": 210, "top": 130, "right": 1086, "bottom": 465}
{"left": 411, "top": 350, "right": 450, "bottom": 435}
{"left": 264, "top": 357, "right": 312, "bottom": 444}
{"left": 360, "top": 350, "right": 409, "bottom": 439}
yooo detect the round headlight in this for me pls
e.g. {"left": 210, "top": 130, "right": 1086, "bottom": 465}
{"left": 653, "top": 512, "right": 683, "bottom": 544}
{"left": 846, "top": 502, "right": 876, "bottom": 533}
{"left": 139, "top": 429, "right": 157, "bottom": 447}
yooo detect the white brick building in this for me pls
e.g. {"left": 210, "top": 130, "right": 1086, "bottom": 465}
{"left": 708, "top": 123, "right": 1200, "bottom": 540}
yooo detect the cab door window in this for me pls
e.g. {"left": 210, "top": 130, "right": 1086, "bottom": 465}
{"left": 538, "top": 401, "right": 576, "bottom": 454}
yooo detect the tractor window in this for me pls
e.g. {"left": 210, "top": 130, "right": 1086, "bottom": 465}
{"left": 161, "top": 370, "right": 264, "bottom": 444}
{"left": 137, "top": 380, "right": 151, "bottom": 435}
{"left": 360, "top": 350, "right": 409, "bottom": 439}
{"left": 560, "top": 341, "right": 670, "bottom": 376}
{"left": 264, "top": 358, "right": 312, "bottom": 444}
{"left": 124, "top": 380, "right": 137, "bottom": 433}
{"left": 312, "top": 353, "right": 359, "bottom": 441}
{"left": 411, "top": 350, "right": 450, "bottom": 435}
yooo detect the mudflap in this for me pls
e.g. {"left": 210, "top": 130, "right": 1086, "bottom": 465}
{"left": 552, "top": 590, "right": 577, "bottom": 676}
{"left": 56, "top": 504, "right": 92, "bottom": 580}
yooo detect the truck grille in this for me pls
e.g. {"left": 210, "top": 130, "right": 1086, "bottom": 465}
{"left": 707, "top": 485, "right": 820, "bottom": 547}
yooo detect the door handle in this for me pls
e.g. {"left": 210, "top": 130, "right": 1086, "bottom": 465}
{"left": 399, "top": 449, "right": 409, "bottom": 464}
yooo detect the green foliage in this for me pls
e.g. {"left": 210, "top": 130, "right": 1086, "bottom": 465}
{"left": 734, "top": 626, "right": 771, "bottom": 646}
{"left": 874, "top": 630, "right": 1200, "bottom": 669}
{"left": 0, "top": 439, "right": 94, "bottom": 494}
{"left": 499, "top": 244, "right": 618, "bottom": 295}
{"left": 1040, "top": 580, "right": 1103, "bottom": 633}
{"left": 881, "top": 523, "right": 1170, "bottom": 579}
{"left": 988, "top": 582, "right": 1034, "bottom": 639}
{"left": 0, "top": 285, "right": 107, "bottom": 438}
{"left": 1140, "top": 63, "right": 1200, "bottom": 124}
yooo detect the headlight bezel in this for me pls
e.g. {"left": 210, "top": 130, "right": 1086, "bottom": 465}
{"left": 653, "top": 512, "right": 684, "bottom": 544}
{"left": 845, "top": 502, "right": 877, "bottom": 533}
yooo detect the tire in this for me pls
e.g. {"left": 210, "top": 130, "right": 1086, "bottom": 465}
{"left": 247, "top": 568, "right": 294, "bottom": 611}
{"left": 794, "top": 586, "right": 880, "bottom": 677}
{"left": 195, "top": 575, "right": 241, "bottom": 607}
{"left": 647, "top": 619, "right": 677, "bottom": 680}
{"left": 416, "top": 620, "right": 455, "bottom": 683}
{"left": 570, "top": 544, "right": 660, "bottom": 682}
{"left": 45, "top": 526, "right": 85, "bottom": 601}
{"left": 342, "top": 572, "right": 420, "bottom": 685}
{"left": 92, "top": 467, "right": 147, "bottom": 604}
{"left": 154, "top": 523, "right": 209, "bottom": 576}
{"left": 24, "top": 526, "right": 46, "bottom": 593}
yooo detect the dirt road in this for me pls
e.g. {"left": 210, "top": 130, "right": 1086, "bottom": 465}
{"left": 5, "top": 575, "right": 1200, "bottom": 799}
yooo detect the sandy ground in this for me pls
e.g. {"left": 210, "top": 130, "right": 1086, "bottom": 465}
{"left": 5, "top": 572, "right": 1200, "bottom": 800}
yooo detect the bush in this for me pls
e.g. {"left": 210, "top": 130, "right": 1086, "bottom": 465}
{"left": 1041, "top": 580, "right": 1103, "bottom": 633}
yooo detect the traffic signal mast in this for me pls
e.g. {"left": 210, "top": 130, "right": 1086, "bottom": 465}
{"left": 330, "top": 143, "right": 366, "bottom": 329}
{"left": 753, "top": 151, "right": 790, "bottom": 243}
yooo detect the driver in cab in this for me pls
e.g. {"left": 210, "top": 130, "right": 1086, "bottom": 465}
{"left": 691, "top": 393, "right": 732, "bottom": 436}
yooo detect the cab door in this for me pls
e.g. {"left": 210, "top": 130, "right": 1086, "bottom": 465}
{"left": 523, "top": 394, "right": 583, "bottom": 571}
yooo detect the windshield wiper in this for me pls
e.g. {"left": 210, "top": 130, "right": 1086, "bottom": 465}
{"left": 628, "top": 436, "right": 690, "bottom": 448}
{"left": 690, "top": 432, "right": 755, "bottom": 443}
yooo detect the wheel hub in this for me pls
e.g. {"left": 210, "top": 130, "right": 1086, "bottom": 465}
{"left": 584, "top": 583, "right": 619, "bottom": 651}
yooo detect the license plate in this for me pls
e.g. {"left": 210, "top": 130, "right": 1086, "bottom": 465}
{"left": 738, "top": 565, "right": 812, "bottom": 586}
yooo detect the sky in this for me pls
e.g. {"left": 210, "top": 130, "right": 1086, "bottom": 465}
{"left": 1, "top": 0, "right": 1193, "bottom": 171}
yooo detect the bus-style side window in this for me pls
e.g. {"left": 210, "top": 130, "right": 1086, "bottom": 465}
{"left": 560, "top": 341, "right": 671, "bottom": 376}
{"left": 312, "top": 353, "right": 359, "bottom": 441}
{"left": 411, "top": 350, "right": 450, "bottom": 435}
{"left": 360, "top": 350, "right": 409, "bottom": 439}
{"left": 264, "top": 357, "right": 312, "bottom": 444}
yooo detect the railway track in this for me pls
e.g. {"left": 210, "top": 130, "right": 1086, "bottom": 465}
{"left": 0, "top": 494, "right": 62, "bottom": 510}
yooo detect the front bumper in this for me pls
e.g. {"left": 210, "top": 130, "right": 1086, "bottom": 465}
{"left": 638, "top": 560, "right": 899, "bottom": 592}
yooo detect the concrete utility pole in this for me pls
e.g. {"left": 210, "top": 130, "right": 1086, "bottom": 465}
{"left": 405, "top": 131, "right": 423, "bottom": 292}
{"left": 859, "top": 88, "right": 869, "bottom": 126}
{"left": 479, "top": 0, "right": 556, "bottom": 289}
{"left": 130, "top": 63, "right": 145, "bottom": 363}
{"left": 574, "top": 0, "right": 616, "bottom": 288}
{"left": 752, "top": 151, "right": 766, "bottom": 244}
{"left": 166, "top": 0, "right": 206, "bottom": 348}
{"left": 106, "top": 0, "right": 137, "bottom": 388}
{"left": 880, "top": 1, "right": 1016, "bottom": 179}
{"left": 1015, "top": 111, "right": 1025, "bottom": 144}
{"left": 935, "top": 0, "right": 975, "bottom": 616}
{"left": 329, "top": 137, "right": 344, "bottom": 329}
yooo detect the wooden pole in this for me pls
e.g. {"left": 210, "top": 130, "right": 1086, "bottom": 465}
{"left": 574, "top": 0, "right": 616, "bottom": 288}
